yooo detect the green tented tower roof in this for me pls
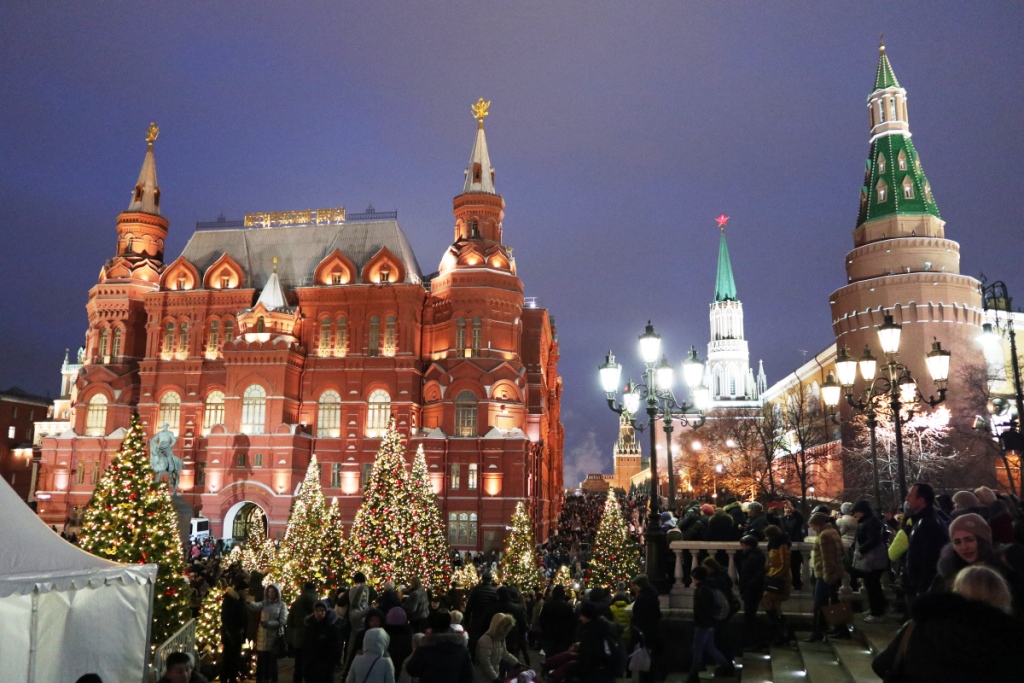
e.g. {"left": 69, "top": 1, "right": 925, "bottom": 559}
{"left": 874, "top": 46, "right": 901, "bottom": 90}
{"left": 714, "top": 230, "right": 737, "bottom": 302}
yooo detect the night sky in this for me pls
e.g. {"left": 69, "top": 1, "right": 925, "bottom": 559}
{"left": 2, "top": 3, "right": 1022, "bottom": 485}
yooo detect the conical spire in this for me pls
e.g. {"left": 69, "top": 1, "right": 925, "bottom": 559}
{"left": 714, "top": 224, "right": 738, "bottom": 302}
{"left": 462, "top": 98, "right": 496, "bottom": 194}
{"left": 127, "top": 122, "right": 162, "bottom": 215}
{"left": 255, "top": 257, "right": 289, "bottom": 311}
{"left": 874, "top": 40, "right": 901, "bottom": 91}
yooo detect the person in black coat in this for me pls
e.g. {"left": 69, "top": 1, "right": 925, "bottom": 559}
{"left": 736, "top": 535, "right": 767, "bottom": 650}
{"left": 903, "top": 483, "right": 950, "bottom": 607}
{"left": 383, "top": 606, "right": 414, "bottom": 674}
{"left": 569, "top": 602, "right": 617, "bottom": 683}
{"left": 851, "top": 500, "right": 889, "bottom": 619}
{"left": 782, "top": 504, "right": 806, "bottom": 590}
{"left": 301, "top": 601, "right": 343, "bottom": 683}
{"left": 687, "top": 567, "right": 734, "bottom": 683}
{"left": 538, "top": 584, "right": 576, "bottom": 656}
{"left": 630, "top": 574, "right": 662, "bottom": 683}
{"left": 463, "top": 571, "right": 498, "bottom": 651}
{"left": 220, "top": 579, "right": 249, "bottom": 683}
{"left": 405, "top": 611, "right": 473, "bottom": 683}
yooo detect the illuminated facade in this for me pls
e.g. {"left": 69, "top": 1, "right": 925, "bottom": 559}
{"left": 36, "top": 109, "right": 564, "bottom": 550}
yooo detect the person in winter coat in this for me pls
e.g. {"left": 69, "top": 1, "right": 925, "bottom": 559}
{"left": 988, "top": 499, "right": 1016, "bottom": 543}
{"left": 382, "top": 607, "right": 413, "bottom": 675}
{"left": 782, "top": 504, "right": 806, "bottom": 589}
{"left": 569, "top": 602, "right": 618, "bottom": 683}
{"left": 806, "top": 513, "right": 844, "bottom": 641}
{"left": 248, "top": 583, "right": 288, "bottom": 683}
{"left": 836, "top": 502, "right": 858, "bottom": 542}
{"left": 872, "top": 565, "right": 1024, "bottom": 683}
{"left": 630, "top": 573, "right": 662, "bottom": 683}
{"left": 929, "top": 513, "right": 1005, "bottom": 593}
{"left": 702, "top": 558, "right": 737, "bottom": 663}
{"left": 288, "top": 581, "right": 320, "bottom": 682}
{"left": 722, "top": 498, "right": 746, "bottom": 530}
{"left": 851, "top": 500, "right": 889, "bottom": 621}
{"left": 343, "top": 608, "right": 386, "bottom": 679}
{"left": 736, "top": 535, "right": 766, "bottom": 650}
{"left": 903, "top": 483, "right": 949, "bottom": 607}
{"left": 474, "top": 613, "right": 519, "bottom": 683}
{"left": 346, "top": 628, "right": 395, "bottom": 683}
{"left": 744, "top": 503, "right": 769, "bottom": 541}
{"left": 538, "top": 584, "right": 575, "bottom": 656}
{"left": 687, "top": 567, "right": 735, "bottom": 683}
{"left": 158, "top": 651, "right": 208, "bottom": 683}
{"left": 463, "top": 572, "right": 498, "bottom": 652}
{"left": 401, "top": 578, "right": 428, "bottom": 632}
{"left": 761, "top": 525, "right": 792, "bottom": 645}
{"left": 220, "top": 578, "right": 249, "bottom": 683}
{"left": 608, "top": 583, "right": 633, "bottom": 648}
{"left": 302, "top": 600, "right": 344, "bottom": 683}
{"left": 405, "top": 611, "right": 473, "bottom": 683}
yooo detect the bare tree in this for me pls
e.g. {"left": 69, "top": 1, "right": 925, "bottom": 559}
{"left": 777, "top": 384, "right": 831, "bottom": 513}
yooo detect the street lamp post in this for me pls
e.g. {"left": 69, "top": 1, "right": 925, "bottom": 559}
{"left": 823, "top": 314, "right": 951, "bottom": 504}
{"left": 980, "top": 280, "right": 1024, "bottom": 495}
{"left": 599, "top": 321, "right": 707, "bottom": 591}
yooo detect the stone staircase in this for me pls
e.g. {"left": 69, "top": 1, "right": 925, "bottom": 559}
{"left": 659, "top": 614, "right": 900, "bottom": 683}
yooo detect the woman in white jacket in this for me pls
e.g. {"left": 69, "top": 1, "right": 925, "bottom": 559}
{"left": 248, "top": 582, "right": 288, "bottom": 683}
{"left": 474, "top": 613, "right": 519, "bottom": 683}
{"left": 347, "top": 628, "right": 395, "bottom": 683}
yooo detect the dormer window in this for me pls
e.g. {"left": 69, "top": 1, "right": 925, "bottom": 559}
{"left": 177, "top": 275, "right": 186, "bottom": 290}
{"left": 332, "top": 272, "right": 342, "bottom": 285}
{"left": 924, "top": 182, "right": 932, "bottom": 201}
{"left": 898, "top": 150, "right": 908, "bottom": 171}
{"left": 473, "top": 163, "right": 482, "bottom": 183}
{"left": 877, "top": 154, "right": 886, "bottom": 175}
{"left": 221, "top": 276, "right": 230, "bottom": 289}
{"left": 379, "top": 263, "right": 391, "bottom": 283}
{"left": 902, "top": 178, "right": 915, "bottom": 199}
{"left": 876, "top": 180, "right": 888, "bottom": 203}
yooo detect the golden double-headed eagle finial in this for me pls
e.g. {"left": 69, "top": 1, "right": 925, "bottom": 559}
{"left": 146, "top": 122, "right": 160, "bottom": 145}
{"left": 472, "top": 98, "right": 491, "bottom": 124}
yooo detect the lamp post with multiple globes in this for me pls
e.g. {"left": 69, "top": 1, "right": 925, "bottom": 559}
{"left": 822, "top": 313, "right": 951, "bottom": 505}
{"left": 599, "top": 321, "right": 708, "bottom": 590}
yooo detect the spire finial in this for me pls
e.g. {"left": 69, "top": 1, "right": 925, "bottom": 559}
{"left": 879, "top": 33, "right": 885, "bottom": 53}
{"left": 472, "top": 98, "right": 490, "bottom": 129}
{"left": 146, "top": 121, "right": 159, "bottom": 147}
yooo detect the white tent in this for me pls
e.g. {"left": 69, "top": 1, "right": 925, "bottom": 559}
{"left": 0, "top": 477, "right": 157, "bottom": 683}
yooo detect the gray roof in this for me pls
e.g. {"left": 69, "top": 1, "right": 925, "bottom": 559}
{"left": 179, "top": 219, "right": 423, "bottom": 290}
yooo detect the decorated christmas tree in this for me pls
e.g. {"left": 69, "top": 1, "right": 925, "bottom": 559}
{"left": 408, "top": 445, "right": 452, "bottom": 590}
{"left": 237, "top": 521, "right": 276, "bottom": 574}
{"left": 588, "top": 492, "right": 639, "bottom": 592}
{"left": 322, "top": 497, "right": 349, "bottom": 589}
{"left": 499, "top": 501, "right": 543, "bottom": 590}
{"left": 348, "top": 416, "right": 415, "bottom": 586}
{"left": 195, "top": 588, "right": 223, "bottom": 661}
{"left": 553, "top": 563, "right": 577, "bottom": 600}
{"left": 79, "top": 415, "right": 191, "bottom": 645}
{"left": 272, "top": 456, "right": 331, "bottom": 601}
{"left": 452, "top": 563, "right": 480, "bottom": 591}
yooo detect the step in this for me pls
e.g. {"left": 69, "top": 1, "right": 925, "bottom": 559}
{"left": 797, "top": 638, "right": 854, "bottom": 683}
{"left": 855, "top": 615, "right": 903, "bottom": 655}
{"left": 769, "top": 638, "right": 807, "bottom": 683}
{"left": 831, "top": 636, "right": 882, "bottom": 683}
{"left": 738, "top": 649, "right": 772, "bottom": 683}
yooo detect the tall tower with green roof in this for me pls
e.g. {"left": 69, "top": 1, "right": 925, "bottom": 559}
{"left": 830, "top": 42, "right": 985, "bottom": 434}
{"left": 706, "top": 220, "right": 766, "bottom": 407}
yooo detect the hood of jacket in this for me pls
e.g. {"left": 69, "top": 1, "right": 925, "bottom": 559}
{"left": 486, "top": 613, "right": 515, "bottom": 639}
{"left": 264, "top": 582, "right": 283, "bottom": 603}
{"left": 362, "top": 627, "right": 390, "bottom": 657}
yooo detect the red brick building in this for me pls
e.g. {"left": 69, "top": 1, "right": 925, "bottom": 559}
{"left": 0, "top": 387, "right": 51, "bottom": 500}
{"left": 37, "top": 109, "right": 564, "bottom": 551}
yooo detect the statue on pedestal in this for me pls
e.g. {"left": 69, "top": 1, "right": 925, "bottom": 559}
{"left": 149, "top": 423, "right": 184, "bottom": 495}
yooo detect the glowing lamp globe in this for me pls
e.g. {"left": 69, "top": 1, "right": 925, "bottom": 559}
{"left": 821, "top": 372, "right": 842, "bottom": 409}
{"left": 599, "top": 351, "right": 621, "bottom": 394}
{"left": 834, "top": 346, "right": 858, "bottom": 388}
{"left": 656, "top": 356, "right": 673, "bottom": 391}
{"left": 623, "top": 384, "right": 641, "bottom": 415}
{"left": 859, "top": 345, "right": 878, "bottom": 382}
{"left": 638, "top": 321, "right": 661, "bottom": 364}
{"left": 876, "top": 314, "right": 902, "bottom": 355}
{"left": 682, "top": 346, "right": 704, "bottom": 388}
{"left": 926, "top": 338, "right": 951, "bottom": 384}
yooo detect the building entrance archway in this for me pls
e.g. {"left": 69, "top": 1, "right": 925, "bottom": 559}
{"left": 223, "top": 501, "right": 267, "bottom": 542}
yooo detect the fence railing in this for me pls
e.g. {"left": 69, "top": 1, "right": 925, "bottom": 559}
{"left": 667, "top": 540, "right": 889, "bottom": 615}
{"left": 151, "top": 619, "right": 197, "bottom": 681}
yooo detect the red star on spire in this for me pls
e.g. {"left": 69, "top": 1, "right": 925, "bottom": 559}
{"left": 715, "top": 214, "right": 729, "bottom": 229}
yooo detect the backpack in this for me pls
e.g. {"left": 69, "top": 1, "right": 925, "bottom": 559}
{"left": 601, "top": 632, "right": 628, "bottom": 677}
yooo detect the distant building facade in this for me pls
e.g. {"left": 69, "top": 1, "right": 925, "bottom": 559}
{"left": 36, "top": 109, "right": 564, "bottom": 550}
{"left": 0, "top": 387, "right": 50, "bottom": 500}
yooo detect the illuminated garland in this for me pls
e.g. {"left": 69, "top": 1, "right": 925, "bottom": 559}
{"left": 587, "top": 492, "right": 639, "bottom": 592}
{"left": 408, "top": 445, "right": 452, "bottom": 590}
{"left": 500, "top": 501, "right": 544, "bottom": 590}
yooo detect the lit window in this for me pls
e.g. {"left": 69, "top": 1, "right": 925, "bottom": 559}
{"left": 903, "top": 179, "right": 914, "bottom": 199}
{"left": 207, "top": 321, "right": 219, "bottom": 355}
{"left": 224, "top": 319, "right": 235, "bottom": 342}
{"left": 253, "top": 453, "right": 263, "bottom": 468}
{"left": 76, "top": 467, "right": 85, "bottom": 485}
{"left": 456, "top": 318, "right": 466, "bottom": 355}
{"left": 455, "top": 391, "right": 477, "bottom": 437}
{"left": 90, "top": 464, "right": 99, "bottom": 485}
{"left": 368, "top": 316, "right": 380, "bottom": 357}
{"left": 451, "top": 463, "right": 461, "bottom": 490}
{"left": 158, "top": 391, "right": 181, "bottom": 436}
{"left": 383, "top": 316, "right": 397, "bottom": 356}
{"left": 7, "top": 426, "right": 14, "bottom": 439}
{"left": 366, "top": 389, "right": 390, "bottom": 437}
{"left": 221, "top": 275, "right": 230, "bottom": 289}
{"left": 898, "top": 151, "right": 908, "bottom": 171}
{"left": 379, "top": 262, "right": 391, "bottom": 283}
{"left": 85, "top": 395, "right": 108, "bottom": 436}
{"left": 877, "top": 181, "right": 887, "bottom": 203}
{"left": 890, "top": 98, "right": 897, "bottom": 121}
{"left": 319, "top": 318, "right": 332, "bottom": 357}
{"left": 98, "top": 328, "right": 109, "bottom": 360}
{"left": 878, "top": 100, "right": 886, "bottom": 123}
{"left": 203, "top": 391, "right": 225, "bottom": 435}
{"left": 471, "top": 317, "right": 482, "bottom": 356}
{"left": 877, "top": 154, "right": 886, "bottom": 174}
{"left": 317, "top": 390, "right": 342, "bottom": 437}
{"left": 448, "top": 511, "right": 478, "bottom": 546}
{"left": 331, "top": 463, "right": 342, "bottom": 488}
{"left": 178, "top": 322, "right": 189, "bottom": 357}
{"left": 241, "top": 384, "right": 267, "bottom": 435}
{"left": 336, "top": 317, "right": 348, "bottom": 357}
{"left": 468, "top": 463, "right": 478, "bottom": 490}
{"left": 331, "top": 272, "right": 342, "bottom": 285}
{"left": 111, "top": 328, "right": 122, "bottom": 360}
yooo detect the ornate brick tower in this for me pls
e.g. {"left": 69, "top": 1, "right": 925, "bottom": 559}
{"left": 830, "top": 44, "right": 985, "bottom": 431}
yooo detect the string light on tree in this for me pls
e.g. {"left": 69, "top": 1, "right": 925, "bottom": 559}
{"left": 408, "top": 445, "right": 452, "bottom": 590}
{"left": 587, "top": 492, "right": 640, "bottom": 592}
{"left": 271, "top": 456, "right": 332, "bottom": 601}
{"left": 499, "top": 501, "right": 543, "bottom": 590}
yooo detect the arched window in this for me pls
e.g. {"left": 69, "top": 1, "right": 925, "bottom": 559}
{"left": 898, "top": 150, "right": 908, "bottom": 171}
{"left": 317, "top": 390, "right": 342, "bottom": 437}
{"left": 729, "top": 369, "right": 737, "bottom": 397}
{"left": 456, "top": 318, "right": 466, "bottom": 355}
{"left": 85, "top": 394, "right": 108, "bottom": 436}
{"left": 178, "top": 322, "right": 189, "bottom": 357}
{"left": 877, "top": 154, "right": 886, "bottom": 174}
{"left": 319, "top": 318, "right": 332, "bottom": 357}
{"left": 111, "top": 328, "right": 122, "bottom": 360}
{"left": 889, "top": 98, "right": 897, "bottom": 121}
{"left": 98, "top": 328, "right": 109, "bottom": 360}
{"left": 455, "top": 391, "right": 478, "bottom": 437}
{"left": 471, "top": 317, "right": 482, "bottom": 356}
{"left": 224, "top": 319, "right": 235, "bottom": 342}
{"left": 714, "top": 367, "right": 723, "bottom": 397}
{"left": 336, "top": 317, "right": 348, "bottom": 357}
{"left": 383, "top": 315, "right": 397, "bottom": 357}
{"left": 256, "top": 317, "right": 265, "bottom": 333}
{"left": 876, "top": 180, "right": 887, "bottom": 203}
{"left": 158, "top": 391, "right": 182, "bottom": 436}
{"left": 207, "top": 321, "right": 219, "bottom": 354}
{"left": 366, "top": 389, "right": 391, "bottom": 437}
{"left": 241, "top": 384, "right": 267, "bottom": 435}
{"left": 903, "top": 178, "right": 914, "bottom": 199}
{"left": 368, "top": 316, "right": 380, "bottom": 357}
{"left": 203, "top": 391, "right": 225, "bottom": 435}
